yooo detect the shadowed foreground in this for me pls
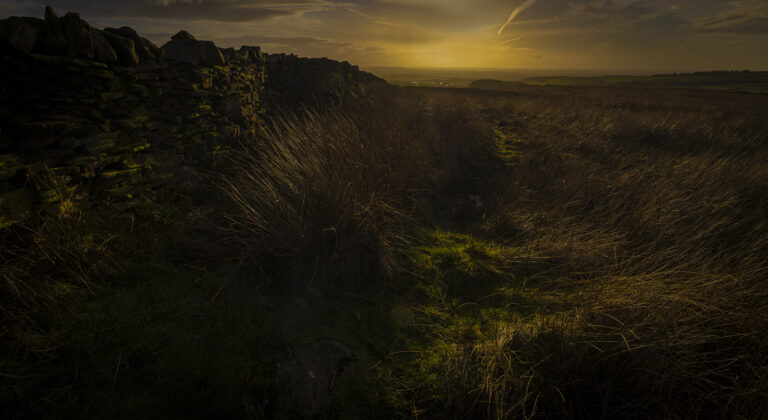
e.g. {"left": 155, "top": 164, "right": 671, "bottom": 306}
{"left": 2, "top": 85, "right": 768, "bottom": 418}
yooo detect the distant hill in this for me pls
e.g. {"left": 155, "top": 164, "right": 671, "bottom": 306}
{"left": 518, "top": 71, "right": 768, "bottom": 93}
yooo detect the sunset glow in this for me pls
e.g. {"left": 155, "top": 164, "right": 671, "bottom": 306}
{"left": 4, "top": 0, "right": 768, "bottom": 70}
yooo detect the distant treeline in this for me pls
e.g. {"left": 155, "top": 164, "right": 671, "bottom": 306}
{"left": 655, "top": 70, "right": 761, "bottom": 77}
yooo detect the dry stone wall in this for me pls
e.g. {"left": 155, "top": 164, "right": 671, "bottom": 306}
{"left": 0, "top": 7, "right": 266, "bottom": 227}
{"left": 0, "top": 6, "right": 386, "bottom": 228}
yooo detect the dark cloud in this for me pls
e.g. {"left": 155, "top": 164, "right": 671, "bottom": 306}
{"left": 2, "top": 0, "right": 766, "bottom": 69}
{"left": 567, "top": 0, "right": 676, "bottom": 24}
{"left": 212, "top": 33, "right": 397, "bottom": 64}
{"left": 569, "top": 0, "right": 644, "bottom": 18}
{"left": 7, "top": 0, "right": 312, "bottom": 22}
{"left": 696, "top": 16, "right": 768, "bottom": 35}
{"left": 694, "top": 1, "right": 768, "bottom": 35}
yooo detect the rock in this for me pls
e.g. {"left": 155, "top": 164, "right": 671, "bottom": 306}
{"left": 90, "top": 28, "right": 117, "bottom": 63}
{"left": 220, "top": 47, "right": 236, "bottom": 59}
{"left": 104, "top": 26, "right": 160, "bottom": 63}
{"left": 146, "top": 41, "right": 162, "bottom": 61}
{"left": 217, "top": 95, "right": 244, "bottom": 124}
{"left": 27, "top": 7, "right": 100, "bottom": 60}
{"left": 0, "top": 17, "right": 42, "bottom": 53}
{"left": 100, "top": 30, "right": 139, "bottom": 66}
{"left": 34, "top": 6, "right": 67, "bottom": 56}
{"left": 198, "top": 41, "right": 225, "bottom": 65}
{"left": 239, "top": 46, "right": 263, "bottom": 63}
{"left": 162, "top": 37, "right": 225, "bottom": 66}
{"left": 171, "top": 30, "right": 196, "bottom": 41}
{"left": 44, "top": 5, "right": 58, "bottom": 20}
{"left": 59, "top": 12, "right": 94, "bottom": 60}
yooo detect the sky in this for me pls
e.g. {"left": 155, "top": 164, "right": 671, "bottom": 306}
{"left": 3, "top": 0, "right": 768, "bottom": 71}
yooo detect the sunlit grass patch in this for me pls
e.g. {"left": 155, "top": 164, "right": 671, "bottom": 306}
{"left": 410, "top": 228, "right": 517, "bottom": 276}
{"left": 385, "top": 227, "right": 575, "bottom": 416}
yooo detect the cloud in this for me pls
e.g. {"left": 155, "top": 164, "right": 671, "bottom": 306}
{"left": 566, "top": 0, "right": 680, "bottom": 23}
{"left": 215, "top": 34, "right": 351, "bottom": 51}
{"left": 693, "top": 0, "right": 768, "bottom": 35}
{"left": 7, "top": 0, "right": 329, "bottom": 22}
{"left": 3, "top": 0, "right": 767, "bottom": 70}
{"left": 498, "top": 0, "right": 539, "bottom": 35}
{"left": 568, "top": 0, "right": 640, "bottom": 17}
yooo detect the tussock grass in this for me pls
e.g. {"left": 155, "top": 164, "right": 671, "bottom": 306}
{"left": 3, "top": 85, "right": 767, "bottom": 418}
{"left": 0, "top": 171, "right": 116, "bottom": 330}
{"left": 223, "top": 112, "right": 410, "bottom": 258}
{"left": 220, "top": 101, "right": 496, "bottom": 280}
{"left": 389, "top": 87, "right": 768, "bottom": 419}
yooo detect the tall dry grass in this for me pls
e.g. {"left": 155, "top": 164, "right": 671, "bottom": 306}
{"left": 221, "top": 109, "right": 426, "bottom": 279}
{"left": 0, "top": 171, "right": 116, "bottom": 352}
{"left": 219, "top": 94, "right": 499, "bottom": 280}
{"left": 404, "top": 87, "right": 768, "bottom": 419}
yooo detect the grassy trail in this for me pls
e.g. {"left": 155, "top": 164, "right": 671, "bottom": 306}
{"left": 367, "top": 118, "right": 581, "bottom": 417}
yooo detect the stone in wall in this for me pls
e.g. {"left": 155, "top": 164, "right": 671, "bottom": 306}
{"left": 0, "top": 16, "right": 41, "bottom": 53}
{"left": 0, "top": 6, "right": 387, "bottom": 228}
{"left": 162, "top": 31, "right": 226, "bottom": 66}
{"left": 104, "top": 26, "right": 161, "bottom": 63}
{"left": 264, "top": 53, "right": 386, "bottom": 109}
{"left": 0, "top": 9, "right": 266, "bottom": 227}
{"left": 0, "top": 6, "right": 161, "bottom": 66}
{"left": 100, "top": 31, "right": 139, "bottom": 65}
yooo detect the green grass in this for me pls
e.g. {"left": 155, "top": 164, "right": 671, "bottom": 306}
{"left": 381, "top": 227, "right": 578, "bottom": 418}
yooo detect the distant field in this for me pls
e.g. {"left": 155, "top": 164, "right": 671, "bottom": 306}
{"left": 519, "top": 71, "right": 768, "bottom": 93}
{"left": 366, "top": 67, "right": 768, "bottom": 94}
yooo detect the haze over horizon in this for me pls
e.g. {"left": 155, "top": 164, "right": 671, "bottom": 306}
{"left": 3, "top": 0, "right": 768, "bottom": 72}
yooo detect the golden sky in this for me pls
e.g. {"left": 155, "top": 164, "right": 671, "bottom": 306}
{"left": 5, "top": 1, "right": 768, "bottom": 71}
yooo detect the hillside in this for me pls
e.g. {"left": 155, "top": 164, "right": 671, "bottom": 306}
{"left": 466, "top": 71, "right": 768, "bottom": 94}
{"left": 2, "top": 7, "right": 768, "bottom": 420}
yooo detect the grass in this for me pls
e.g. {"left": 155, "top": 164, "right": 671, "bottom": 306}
{"left": 2, "top": 85, "right": 768, "bottom": 418}
{"left": 384, "top": 85, "right": 768, "bottom": 418}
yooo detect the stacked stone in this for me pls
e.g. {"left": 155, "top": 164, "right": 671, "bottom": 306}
{"left": 0, "top": 6, "right": 161, "bottom": 66}
{"left": 0, "top": 6, "right": 384, "bottom": 228}
{"left": 0, "top": 8, "right": 266, "bottom": 227}
{"left": 264, "top": 54, "right": 386, "bottom": 109}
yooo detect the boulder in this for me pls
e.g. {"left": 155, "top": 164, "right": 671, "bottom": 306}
{"left": 103, "top": 26, "right": 160, "bottom": 63}
{"left": 197, "top": 40, "right": 226, "bottom": 66}
{"left": 162, "top": 33, "right": 225, "bottom": 66}
{"left": 28, "top": 7, "right": 101, "bottom": 60}
{"left": 100, "top": 30, "right": 139, "bottom": 66}
{"left": 59, "top": 12, "right": 94, "bottom": 60}
{"left": 90, "top": 28, "right": 117, "bottom": 63}
{"left": 171, "top": 30, "right": 196, "bottom": 41}
{"left": 34, "top": 6, "right": 67, "bottom": 56}
{"left": 239, "top": 46, "right": 263, "bottom": 63}
{"left": 0, "top": 17, "right": 41, "bottom": 53}
{"left": 220, "top": 47, "right": 236, "bottom": 59}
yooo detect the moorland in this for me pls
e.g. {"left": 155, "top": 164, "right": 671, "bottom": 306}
{"left": 2, "top": 8, "right": 768, "bottom": 419}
